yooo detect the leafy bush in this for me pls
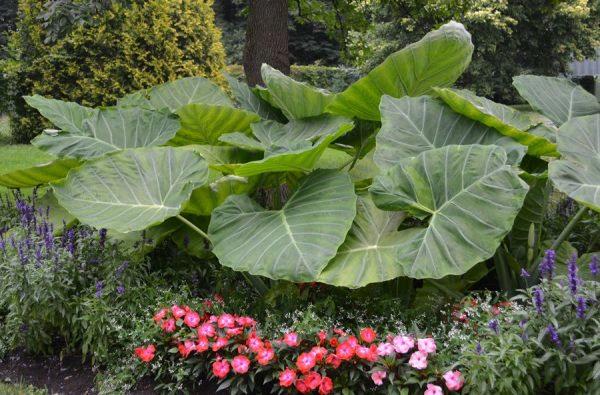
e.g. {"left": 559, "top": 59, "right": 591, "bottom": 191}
{"left": 0, "top": 0, "right": 17, "bottom": 57}
{"left": 349, "top": 0, "right": 600, "bottom": 103}
{"left": 0, "top": 0, "right": 226, "bottom": 143}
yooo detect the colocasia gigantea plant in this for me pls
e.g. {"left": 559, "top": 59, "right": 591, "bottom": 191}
{"left": 1, "top": 22, "right": 599, "bottom": 292}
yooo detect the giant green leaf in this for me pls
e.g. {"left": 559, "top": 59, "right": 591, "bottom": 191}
{"left": 374, "top": 95, "right": 526, "bottom": 170}
{"left": 148, "top": 77, "right": 233, "bottom": 112}
{"left": 183, "top": 145, "right": 261, "bottom": 173}
{"left": 208, "top": 170, "right": 357, "bottom": 282}
{"left": 224, "top": 72, "right": 283, "bottom": 121}
{"left": 183, "top": 173, "right": 259, "bottom": 216}
{"left": 549, "top": 114, "right": 600, "bottom": 212}
{"left": 318, "top": 195, "right": 408, "bottom": 288}
{"left": 370, "top": 145, "right": 528, "bottom": 279}
{"left": 326, "top": 21, "right": 473, "bottom": 121}
{"left": 513, "top": 75, "right": 600, "bottom": 126}
{"left": 0, "top": 158, "right": 80, "bottom": 188}
{"left": 261, "top": 64, "right": 335, "bottom": 119}
{"left": 52, "top": 147, "right": 209, "bottom": 233}
{"left": 32, "top": 107, "right": 180, "bottom": 159}
{"left": 434, "top": 88, "right": 558, "bottom": 157}
{"left": 172, "top": 103, "right": 260, "bottom": 145}
{"left": 219, "top": 116, "right": 354, "bottom": 176}
{"left": 25, "top": 95, "right": 96, "bottom": 134}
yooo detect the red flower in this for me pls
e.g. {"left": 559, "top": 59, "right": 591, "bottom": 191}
{"left": 236, "top": 316, "right": 256, "bottom": 327}
{"left": 279, "top": 368, "right": 297, "bottom": 387}
{"left": 317, "top": 331, "right": 327, "bottom": 344}
{"left": 178, "top": 340, "right": 196, "bottom": 358}
{"left": 153, "top": 308, "right": 167, "bottom": 323}
{"left": 319, "top": 376, "right": 334, "bottom": 395}
{"left": 329, "top": 337, "right": 339, "bottom": 347}
{"left": 232, "top": 355, "right": 251, "bottom": 374}
{"left": 134, "top": 344, "right": 155, "bottom": 363}
{"left": 295, "top": 379, "right": 310, "bottom": 394}
{"left": 226, "top": 327, "right": 244, "bottom": 337}
{"left": 256, "top": 347, "right": 275, "bottom": 365}
{"left": 284, "top": 332, "right": 300, "bottom": 347}
{"left": 198, "top": 322, "right": 216, "bottom": 338}
{"left": 212, "top": 360, "right": 230, "bottom": 379}
{"left": 325, "top": 354, "right": 341, "bottom": 368}
{"left": 161, "top": 318, "right": 176, "bottom": 333}
{"left": 336, "top": 341, "right": 355, "bottom": 360}
{"left": 212, "top": 337, "right": 229, "bottom": 352}
{"left": 310, "top": 346, "right": 328, "bottom": 362}
{"left": 196, "top": 336, "right": 209, "bottom": 353}
{"left": 304, "top": 371, "right": 322, "bottom": 390}
{"left": 356, "top": 345, "right": 378, "bottom": 362}
{"left": 246, "top": 333, "right": 264, "bottom": 353}
{"left": 171, "top": 305, "right": 186, "bottom": 319}
{"left": 184, "top": 311, "right": 200, "bottom": 328}
{"left": 217, "top": 314, "right": 236, "bottom": 328}
{"left": 360, "top": 328, "right": 377, "bottom": 343}
{"left": 346, "top": 336, "right": 359, "bottom": 348}
{"left": 296, "top": 352, "right": 317, "bottom": 373}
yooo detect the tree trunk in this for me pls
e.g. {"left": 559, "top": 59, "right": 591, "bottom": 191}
{"left": 243, "top": 0, "right": 290, "bottom": 86}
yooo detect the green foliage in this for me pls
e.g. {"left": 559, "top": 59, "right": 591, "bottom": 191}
{"left": 1, "top": 0, "right": 226, "bottom": 143}
{"left": 349, "top": 0, "right": 600, "bottom": 103}
{"left": 0, "top": 0, "right": 17, "bottom": 57}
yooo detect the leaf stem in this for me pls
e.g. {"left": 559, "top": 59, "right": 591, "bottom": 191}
{"left": 176, "top": 215, "right": 210, "bottom": 243}
{"left": 550, "top": 206, "right": 587, "bottom": 250}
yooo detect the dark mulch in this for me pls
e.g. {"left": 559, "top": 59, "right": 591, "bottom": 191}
{"left": 0, "top": 349, "right": 157, "bottom": 394}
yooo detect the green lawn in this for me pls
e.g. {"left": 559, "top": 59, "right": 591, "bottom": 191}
{"left": 0, "top": 116, "right": 55, "bottom": 194}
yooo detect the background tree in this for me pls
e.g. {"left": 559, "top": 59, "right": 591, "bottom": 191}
{"left": 0, "top": 0, "right": 18, "bottom": 59}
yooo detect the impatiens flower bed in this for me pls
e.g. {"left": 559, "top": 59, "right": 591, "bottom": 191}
{"left": 135, "top": 303, "right": 465, "bottom": 394}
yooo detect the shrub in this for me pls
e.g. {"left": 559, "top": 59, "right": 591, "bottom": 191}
{"left": 1, "top": 0, "right": 226, "bottom": 143}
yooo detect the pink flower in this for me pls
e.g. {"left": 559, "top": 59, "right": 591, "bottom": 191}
{"left": 279, "top": 368, "right": 297, "bottom": 387}
{"left": 326, "top": 353, "right": 341, "bottom": 368}
{"left": 217, "top": 314, "right": 236, "bottom": 328}
{"left": 212, "top": 360, "right": 230, "bottom": 379}
{"left": 336, "top": 341, "right": 355, "bottom": 360}
{"left": 296, "top": 352, "right": 317, "bottom": 373}
{"left": 356, "top": 345, "right": 378, "bottom": 361}
{"left": 408, "top": 350, "right": 428, "bottom": 370}
{"left": 392, "top": 335, "right": 415, "bottom": 354}
{"left": 198, "top": 322, "right": 216, "bottom": 338}
{"left": 212, "top": 337, "right": 229, "bottom": 352}
{"left": 232, "top": 355, "right": 251, "bottom": 374}
{"left": 178, "top": 340, "right": 196, "bottom": 358}
{"left": 134, "top": 344, "right": 155, "bottom": 363}
{"left": 371, "top": 370, "right": 387, "bottom": 386}
{"left": 284, "top": 332, "right": 300, "bottom": 347}
{"left": 196, "top": 336, "right": 209, "bottom": 352}
{"left": 304, "top": 371, "right": 322, "bottom": 390}
{"left": 295, "top": 379, "right": 310, "bottom": 394}
{"left": 256, "top": 347, "right": 275, "bottom": 365}
{"left": 346, "top": 336, "right": 359, "bottom": 348}
{"left": 171, "top": 305, "right": 186, "bottom": 319}
{"left": 317, "top": 331, "right": 327, "bottom": 344}
{"left": 246, "top": 333, "right": 264, "bottom": 352}
{"left": 226, "top": 327, "right": 244, "bottom": 337}
{"left": 153, "top": 308, "right": 167, "bottom": 323}
{"left": 424, "top": 383, "right": 443, "bottom": 395}
{"left": 319, "top": 376, "right": 333, "bottom": 395}
{"left": 443, "top": 370, "right": 465, "bottom": 391}
{"left": 236, "top": 316, "right": 256, "bottom": 327}
{"left": 377, "top": 342, "right": 395, "bottom": 356}
{"left": 161, "top": 318, "right": 176, "bottom": 333}
{"left": 417, "top": 338, "right": 437, "bottom": 354}
{"left": 310, "top": 346, "right": 328, "bottom": 362}
{"left": 360, "top": 327, "right": 377, "bottom": 343}
{"left": 184, "top": 311, "right": 200, "bottom": 328}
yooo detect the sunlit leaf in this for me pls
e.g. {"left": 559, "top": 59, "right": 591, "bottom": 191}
{"left": 25, "top": 95, "right": 96, "bottom": 134}
{"left": 0, "top": 158, "right": 80, "bottom": 188}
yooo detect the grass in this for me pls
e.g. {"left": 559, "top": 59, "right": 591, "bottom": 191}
{"left": 0, "top": 383, "right": 47, "bottom": 395}
{"left": 0, "top": 116, "right": 55, "bottom": 194}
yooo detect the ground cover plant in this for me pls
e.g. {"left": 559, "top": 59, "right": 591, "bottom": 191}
{"left": 0, "top": 20, "right": 598, "bottom": 394}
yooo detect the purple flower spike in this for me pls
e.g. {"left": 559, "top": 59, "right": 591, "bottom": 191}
{"left": 117, "top": 283, "right": 125, "bottom": 295}
{"left": 576, "top": 297, "right": 587, "bottom": 319}
{"left": 488, "top": 319, "right": 499, "bottom": 334}
{"left": 567, "top": 253, "right": 579, "bottom": 295}
{"left": 539, "top": 249, "right": 556, "bottom": 280}
{"left": 590, "top": 255, "right": 599, "bottom": 277}
{"left": 546, "top": 324, "right": 561, "bottom": 347}
{"left": 533, "top": 287, "right": 544, "bottom": 314}
{"left": 475, "top": 342, "right": 483, "bottom": 354}
{"left": 94, "top": 281, "right": 104, "bottom": 298}
{"left": 520, "top": 268, "right": 530, "bottom": 278}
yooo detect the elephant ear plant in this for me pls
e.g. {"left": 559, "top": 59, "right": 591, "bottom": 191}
{"left": 2, "top": 21, "right": 599, "bottom": 294}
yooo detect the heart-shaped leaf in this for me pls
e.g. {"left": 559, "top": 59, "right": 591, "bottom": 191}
{"left": 25, "top": 95, "right": 97, "bottom": 134}
{"left": 208, "top": 170, "right": 357, "bottom": 282}
{"left": 513, "top": 75, "right": 600, "bottom": 126}
{"left": 224, "top": 72, "right": 284, "bottom": 121}
{"left": 549, "top": 114, "right": 600, "bottom": 212}
{"left": 370, "top": 145, "right": 528, "bottom": 279}
{"left": 261, "top": 64, "right": 335, "bottom": 119}
{"left": 0, "top": 158, "right": 80, "bottom": 188}
{"left": 219, "top": 116, "right": 354, "bottom": 176}
{"left": 183, "top": 173, "right": 259, "bottom": 216}
{"left": 374, "top": 95, "right": 526, "bottom": 170}
{"left": 32, "top": 107, "right": 180, "bottom": 159}
{"left": 326, "top": 21, "right": 473, "bottom": 121}
{"left": 434, "top": 88, "right": 558, "bottom": 157}
{"left": 172, "top": 104, "right": 260, "bottom": 145}
{"left": 53, "top": 147, "right": 209, "bottom": 233}
{"left": 148, "top": 77, "right": 233, "bottom": 112}
{"left": 318, "top": 195, "right": 408, "bottom": 288}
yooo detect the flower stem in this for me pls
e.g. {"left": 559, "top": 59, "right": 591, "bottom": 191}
{"left": 176, "top": 215, "right": 210, "bottom": 243}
